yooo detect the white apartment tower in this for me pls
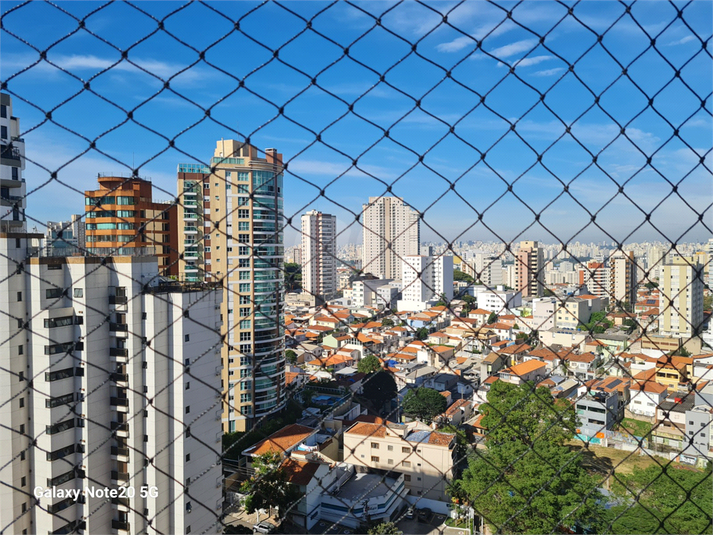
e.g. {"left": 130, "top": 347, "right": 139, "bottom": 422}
{"left": 0, "top": 234, "right": 223, "bottom": 535}
{"left": 301, "top": 210, "right": 337, "bottom": 304}
{"left": 362, "top": 196, "right": 420, "bottom": 280}
{"left": 398, "top": 255, "right": 454, "bottom": 312}
{"left": 1, "top": 93, "right": 27, "bottom": 231}
{"left": 659, "top": 258, "right": 704, "bottom": 338}
{"left": 177, "top": 140, "right": 286, "bottom": 432}
{"left": 610, "top": 250, "right": 637, "bottom": 307}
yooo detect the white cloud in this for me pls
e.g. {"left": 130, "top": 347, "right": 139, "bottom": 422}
{"left": 496, "top": 55, "right": 553, "bottom": 68}
{"left": 488, "top": 38, "right": 539, "bottom": 59}
{"left": 436, "top": 35, "right": 477, "bottom": 53}
{"left": 531, "top": 67, "right": 565, "bottom": 77}
{"left": 3, "top": 53, "right": 205, "bottom": 84}
{"left": 667, "top": 35, "right": 696, "bottom": 46}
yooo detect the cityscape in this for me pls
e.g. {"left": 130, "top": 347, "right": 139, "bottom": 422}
{"left": 1, "top": 1, "right": 712, "bottom": 535}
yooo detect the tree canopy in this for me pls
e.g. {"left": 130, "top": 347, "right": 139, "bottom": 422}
{"left": 357, "top": 354, "right": 382, "bottom": 374}
{"left": 402, "top": 387, "right": 448, "bottom": 424}
{"left": 240, "top": 451, "right": 301, "bottom": 514}
{"left": 285, "top": 349, "right": 297, "bottom": 364}
{"left": 381, "top": 318, "right": 394, "bottom": 327}
{"left": 454, "top": 269, "right": 475, "bottom": 283}
{"left": 454, "top": 380, "right": 604, "bottom": 534}
{"left": 416, "top": 327, "right": 429, "bottom": 340}
{"left": 368, "top": 522, "right": 402, "bottom": 535}
{"left": 362, "top": 371, "right": 397, "bottom": 413}
{"left": 487, "top": 312, "right": 498, "bottom": 325}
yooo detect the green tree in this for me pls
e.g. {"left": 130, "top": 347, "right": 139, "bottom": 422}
{"left": 644, "top": 281, "right": 659, "bottom": 290}
{"left": 240, "top": 451, "right": 301, "bottom": 514}
{"left": 487, "top": 312, "right": 498, "bottom": 325}
{"left": 456, "top": 381, "right": 604, "bottom": 534}
{"left": 402, "top": 388, "right": 448, "bottom": 424}
{"left": 368, "top": 522, "right": 402, "bottom": 535}
{"left": 704, "top": 294, "right": 712, "bottom": 311}
{"left": 285, "top": 349, "right": 297, "bottom": 365}
{"left": 358, "top": 354, "right": 382, "bottom": 374}
{"left": 283, "top": 262, "right": 302, "bottom": 292}
{"left": 416, "top": 327, "right": 429, "bottom": 340}
{"left": 362, "top": 371, "right": 397, "bottom": 413}
{"left": 454, "top": 269, "right": 475, "bottom": 284}
{"left": 543, "top": 288, "right": 556, "bottom": 297}
{"left": 381, "top": 318, "right": 394, "bottom": 327}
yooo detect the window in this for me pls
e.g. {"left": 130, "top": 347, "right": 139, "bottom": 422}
{"left": 186, "top": 406, "right": 191, "bottom": 414}
{"left": 239, "top": 296, "right": 251, "bottom": 304}
{"left": 17, "top": 291, "right": 22, "bottom": 302}
{"left": 186, "top": 453, "right": 191, "bottom": 462}
{"left": 239, "top": 283, "right": 250, "bottom": 293}
{"left": 371, "top": 456, "right": 379, "bottom": 462}
{"left": 186, "top": 382, "right": 190, "bottom": 390}
{"left": 404, "top": 475, "right": 411, "bottom": 482}
{"left": 239, "top": 221, "right": 250, "bottom": 231}
{"left": 239, "top": 271, "right": 250, "bottom": 280}
{"left": 185, "top": 334, "right": 190, "bottom": 342}
{"left": 371, "top": 443, "right": 379, "bottom": 449}
{"left": 46, "top": 288, "right": 63, "bottom": 299}
{"left": 241, "top": 393, "right": 252, "bottom": 403}
{"left": 238, "top": 209, "right": 250, "bottom": 218}
{"left": 402, "top": 461, "right": 411, "bottom": 467}
{"left": 402, "top": 447, "right": 410, "bottom": 453}
{"left": 73, "top": 288, "right": 83, "bottom": 298}
{"left": 21, "top": 476, "right": 25, "bottom": 487}
{"left": 239, "top": 332, "right": 251, "bottom": 341}
{"left": 387, "top": 459, "right": 393, "bottom": 465}
{"left": 239, "top": 307, "right": 251, "bottom": 317}
{"left": 239, "top": 320, "right": 251, "bottom": 329}
{"left": 19, "top": 397, "right": 24, "bottom": 408}
{"left": 18, "top": 345, "right": 22, "bottom": 355}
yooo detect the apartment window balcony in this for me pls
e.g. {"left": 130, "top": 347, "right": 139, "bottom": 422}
{"left": 111, "top": 519, "right": 130, "bottom": 532}
{"left": 111, "top": 446, "right": 130, "bottom": 461}
{"left": 109, "top": 323, "right": 128, "bottom": 332}
{"left": 110, "top": 396, "right": 129, "bottom": 413}
{"left": 110, "top": 470, "right": 129, "bottom": 483}
{"left": 109, "top": 295, "right": 128, "bottom": 305}
{"left": 111, "top": 496, "right": 130, "bottom": 512}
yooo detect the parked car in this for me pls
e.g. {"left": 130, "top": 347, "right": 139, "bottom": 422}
{"left": 253, "top": 521, "right": 277, "bottom": 534}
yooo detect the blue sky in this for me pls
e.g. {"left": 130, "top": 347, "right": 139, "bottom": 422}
{"left": 1, "top": 0, "right": 711, "bottom": 248}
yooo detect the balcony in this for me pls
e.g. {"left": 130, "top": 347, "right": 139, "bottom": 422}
{"left": 110, "top": 446, "right": 130, "bottom": 462}
{"left": 183, "top": 227, "right": 198, "bottom": 235}
{"left": 109, "top": 295, "right": 128, "bottom": 305}
{"left": 110, "top": 422, "right": 129, "bottom": 438}
{"left": 110, "top": 397, "right": 129, "bottom": 413}
{"left": 111, "top": 496, "right": 130, "bottom": 512}
{"left": 110, "top": 373, "right": 129, "bottom": 387}
{"left": 111, "top": 519, "right": 130, "bottom": 532}
{"left": 109, "top": 323, "right": 128, "bottom": 338}
{"left": 110, "top": 470, "right": 129, "bottom": 483}
{"left": 109, "top": 347, "right": 128, "bottom": 364}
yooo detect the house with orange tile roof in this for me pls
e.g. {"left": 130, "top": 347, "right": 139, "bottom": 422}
{"left": 437, "top": 398, "right": 474, "bottom": 426}
{"left": 498, "top": 359, "right": 547, "bottom": 385}
{"left": 561, "top": 351, "right": 602, "bottom": 381}
{"left": 242, "top": 424, "right": 318, "bottom": 458}
{"left": 628, "top": 379, "right": 668, "bottom": 418}
{"left": 576, "top": 376, "right": 632, "bottom": 438}
{"left": 488, "top": 322, "right": 514, "bottom": 341}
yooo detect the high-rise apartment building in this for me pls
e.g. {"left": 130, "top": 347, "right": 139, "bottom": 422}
{"left": 515, "top": 240, "right": 544, "bottom": 298}
{"left": 398, "top": 254, "right": 453, "bottom": 312}
{"left": 177, "top": 140, "right": 286, "bottom": 432}
{"left": 362, "top": 196, "right": 420, "bottom": 280}
{"left": 0, "top": 234, "right": 223, "bottom": 534}
{"left": 660, "top": 258, "right": 704, "bottom": 338}
{"left": 578, "top": 261, "right": 609, "bottom": 298}
{"left": 301, "top": 210, "right": 337, "bottom": 305}
{"left": 462, "top": 251, "right": 503, "bottom": 288}
{"left": 84, "top": 176, "right": 178, "bottom": 276}
{"left": 45, "top": 214, "right": 86, "bottom": 254}
{"left": 610, "top": 250, "right": 636, "bottom": 307}
{"left": 0, "top": 93, "right": 26, "bottom": 232}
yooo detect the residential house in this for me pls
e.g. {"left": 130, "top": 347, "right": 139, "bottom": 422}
{"left": 343, "top": 422, "right": 456, "bottom": 500}
{"left": 498, "top": 360, "right": 547, "bottom": 385}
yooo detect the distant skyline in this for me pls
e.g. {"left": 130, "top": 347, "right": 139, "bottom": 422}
{"left": 2, "top": 0, "right": 711, "bottom": 247}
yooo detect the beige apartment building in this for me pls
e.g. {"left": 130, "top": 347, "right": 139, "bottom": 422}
{"left": 177, "top": 140, "right": 285, "bottom": 432}
{"left": 659, "top": 258, "right": 704, "bottom": 338}
{"left": 610, "top": 250, "right": 636, "bottom": 307}
{"left": 515, "top": 240, "right": 544, "bottom": 298}
{"left": 343, "top": 421, "right": 456, "bottom": 501}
